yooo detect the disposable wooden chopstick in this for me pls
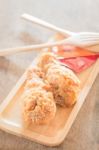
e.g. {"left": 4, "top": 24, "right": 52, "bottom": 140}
{"left": 21, "top": 13, "right": 73, "bottom": 36}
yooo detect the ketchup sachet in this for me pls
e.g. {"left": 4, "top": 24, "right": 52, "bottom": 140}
{"left": 59, "top": 55, "right": 99, "bottom": 73}
{"left": 50, "top": 44, "right": 99, "bottom": 73}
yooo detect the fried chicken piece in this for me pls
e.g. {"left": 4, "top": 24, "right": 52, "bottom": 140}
{"left": 22, "top": 88, "right": 56, "bottom": 125}
{"left": 37, "top": 52, "right": 80, "bottom": 107}
{"left": 46, "top": 63, "right": 80, "bottom": 107}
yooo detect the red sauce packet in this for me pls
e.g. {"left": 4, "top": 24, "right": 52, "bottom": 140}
{"left": 59, "top": 55, "right": 99, "bottom": 73}
{"left": 50, "top": 44, "right": 99, "bottom": 73}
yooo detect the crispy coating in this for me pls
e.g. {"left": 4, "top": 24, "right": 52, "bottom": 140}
{"left": 37, "top": 52, "right": 57, "bottom": 73}
{"left": 22, "top": 88, "right": 56, "bottom": 125}
{"left": 37, "top": 52, "right": 80, "bottom": 107}
{"left": 46, "top": 63, "right": 80, "bottom": 107}
{"left": 23, "top": 67, "right": 56, "bottom": 125}
{"left": 25, "top": 67, "right": 50, "bottom": 91}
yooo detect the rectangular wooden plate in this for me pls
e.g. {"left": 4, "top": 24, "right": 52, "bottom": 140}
{"left": 0, "top": 39, "right": 99, "bottom": 146}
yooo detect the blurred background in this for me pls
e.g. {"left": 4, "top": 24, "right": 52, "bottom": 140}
{"left": 0, "top": 0, "right": 99, "bottom": 150}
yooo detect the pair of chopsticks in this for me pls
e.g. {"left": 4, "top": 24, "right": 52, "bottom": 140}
{"left": 0, "top": 14, "right": 99, "bottom": 57}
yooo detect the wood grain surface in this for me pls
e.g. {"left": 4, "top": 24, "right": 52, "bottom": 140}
{"left": 0, "top": 0, "right": 99, "bottom": 150}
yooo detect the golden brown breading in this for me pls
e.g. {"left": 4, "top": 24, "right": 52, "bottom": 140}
{"left": 22, "top": 88, "right": 56, "bottom": 125}
{"left": 46, "top": 63, "right": 80, "bottom": 107}
{"left": 37, "top": 52, "right": 56, "bottom": 73}
{"left": 37, "top": 52, "right": 80, "bottom": 107}
{"left": 25, "top": 67, "right": 50, "bottom": 91}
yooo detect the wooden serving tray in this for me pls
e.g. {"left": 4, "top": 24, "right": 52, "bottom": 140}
{"left": 0, "top": 36, "right": 99, "bottom": 146}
